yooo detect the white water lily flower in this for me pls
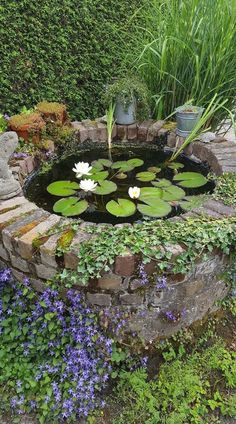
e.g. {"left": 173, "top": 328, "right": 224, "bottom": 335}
{"left": 72, "top": 162, "right": 92, "bottom": 178}
{"left": 128, "top": 186, "right": 141, "bottom": 199}
{"left": 80, "top": 179, "right": 98, "bottom": 192}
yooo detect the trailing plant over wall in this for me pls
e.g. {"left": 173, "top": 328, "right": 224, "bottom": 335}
{"left": 212, "top": 173, "right": 236, "bottom": 206}
{"left": 58, "top": 217, "right": 236, "bottom": 286}
{"left": 0, "top": 0, "right": 145, "bottom": 119}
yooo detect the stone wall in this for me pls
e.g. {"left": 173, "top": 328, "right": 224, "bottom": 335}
{"left": 0, "top": 121, "right": 236, "bottom": 340}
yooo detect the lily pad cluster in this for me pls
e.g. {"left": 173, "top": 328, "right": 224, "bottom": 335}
{"left": 47, "top": 158, "right": 208, "bottom": 219}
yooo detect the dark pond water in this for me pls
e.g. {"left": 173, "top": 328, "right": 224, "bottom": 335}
{"left": 25, "top": 142, "right": 214, "bottom": 224}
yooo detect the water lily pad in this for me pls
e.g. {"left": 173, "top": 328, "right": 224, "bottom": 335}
{"left": 111, "top": 161, "right": 134, "bottom": 172}
{"left": 162, "top": 185, "right": 186, "bottom": 201}
{"left": 47, "top": 181, "right": 80, "bottom": 196}
{"left": 136, "top": 171, "right": 156, "bottom": 182}
{"left": 116, "top": 172, "right": 127, "bottom": 180}
{"left": 53, "top": 197, "right": 88, "bottom": 216}
{"left": 98, "top": 158, "right": 112, "bottom": 167}
{"left": 167, "top": 162, "right": 184, "bottom": 170}
{"left": 106, "top": 198, "right": 136, "bottom": 217}
{"left": 127, "top": 158, "right": 144, "bottom": 167}
{"left": 173, "top": 172, "right": 208, "bottom": 188}
{"left": 152, "top": 179, "right": 172, "bottom": 188}
{"left": 179, "top": 195, "right": 209, "bottom": 211}
{"left": 90, "top": 171, "right": 109, "bottom": 181}
{"left": 139, "top": 187, "right": 162, "bottom": 203}
{"left": 147, "top": 166, "right": 161, "bottom": 173}
{"left": 95, "top": 180, "right": 117, "bottom": 195}
{"left": 91, "top": 161, "right": 104, "bottom": 171}
{"left": 137, "top": 200, "right": 171, "bottom": 218}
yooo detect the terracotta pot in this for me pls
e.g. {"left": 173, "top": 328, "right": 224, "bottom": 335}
{"left": 9, "top": 113, "right": 46, "bottom": 144}
{"left": 36, "top": 102, "right": 68, "bottom": 125}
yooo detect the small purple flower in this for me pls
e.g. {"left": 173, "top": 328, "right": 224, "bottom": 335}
{"left": 138, "top": 263, "right": 149, "bottom": 286}
{"left": 164, "top": 311, "right": 177, "bottom": 322}
{"left": 156, "top": 275, "right": 167, "bottom": 289}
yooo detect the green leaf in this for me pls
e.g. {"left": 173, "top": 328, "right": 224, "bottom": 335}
{"left": 106, "top": 198, "right": 136, "bottom": 217}
{"left": 173, "top": 172, "right": 208, "bottom": 188}
{"left": 136, "top": 171, "right": 156, "bottom": 182}
{"left": 90, "top": 170, "right": 109, "bottom": 181}
{"left": 152, "top": 179, "right": 172, "bottom": 188}
{"left": 95, "top": 180, "right": 117, "bottom": 195}
{"left": 47, "top": 181, "right": 80, "bottom": 196}
{"left": 179, "top": 195, "right": 208, "bottom": 211}
{"left": 53, "top": 198, "right": 88, "bottom": 216}
{"left": 137, "top": 200, "right": 171, "bottom": 217}
{"left": 127, "top": 158, "right": 144, "bottom": 167}
{"left": 167, "top": 162, "right": 184, "bottom": 170}
{"left": 162, "top": 185, "right": 186, "bottom": 201}
{"left": 91, "top": 161, "right": 104, "bottom": 171}
{"left": 111, "top": 161, "right": 134, "bottom": 172}
{"left": 147, "top": 166, "right": 161, "bottom": 173}
{"left": 139, "top": 187, "right": 162, "bottom": 203}
{"left": 98, "top": 158, "right": 112, "bottom": 167}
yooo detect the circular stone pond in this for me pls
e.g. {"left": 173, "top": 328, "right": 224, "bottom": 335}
{"left": 1, "top": 122, "right": 236, "bottom": 342}
{"left": 25, "top": 142, "right": 214, "bottom": 225}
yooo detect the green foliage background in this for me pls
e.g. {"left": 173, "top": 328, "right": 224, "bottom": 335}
{"left": 0, "top": 0, "right": 144, "bottom": 119}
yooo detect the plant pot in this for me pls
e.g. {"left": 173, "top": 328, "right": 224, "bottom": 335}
{"left": 114, "top": 100, "right": 136, "bottom": 125}
{"left": 36, "top": 102, "right": 68, "bottom": 125}
{"left": 9, "top": 112, "right": 46, "bottom": 144}
{"left": 175, "top": 106, "right": 204, "bottom": 138}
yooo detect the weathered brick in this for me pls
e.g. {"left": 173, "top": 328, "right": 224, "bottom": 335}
{"left": 25, "top": 156, "right": 36, "bottom": 174}
{"left": 64, "top": 230, "right": 92, "bottom": 269}
{"left": 147, "top": 120, "right": 165, "bottom": 142}
{"left": 167, "top": 132, "right": 177, "bottom": 148}
{"left": 96, "top": 122, "right": 107, "bottom": 141}
{"left": 0, "top": 202, "right": 38, "bottom": 225}
{"left": 40, "top": 233, "right": 61, "bottom": 268}
{"left": 10, "top": 253, "right": 29, "bottom": 273}
{"left": 120, "top": 293, "right": 143, "bottom": 305}
{"left": 87, "top": 292, "right": 111, "bottom": 306}
{"left": 130, "top": 278, "right": 144, "bottom": 291}
{"left": 116, "top": 125, "right": 127, "bottom": 140}
{"left": 2, "top": 209, "right": 48, "bottom": 251}
{"left": 34, "top": 263, "right": 57, "bottom": 280}
{"left": 115, "top": 251, "right": 136, "bottom": 276}
{"left": 127, "top": 124, "right": 137, "bottom": 140}
{"left": 0, "top": 196, "right": 27, "bottom": 211}
{"left": 193, "top": 207, "right": 222, "bottom": 218}
{"left": 17, "top": 160, "right": 28, "bottom": 175}
{"left": 164, "top": 243, "right": 185, "bottom": 258}
{"left": 98, "top": 273, "right": 122, "bottom": 290}
{"left": 71, "top": 121, "right": 88, "bottom": 142}
{"left": 82, "top": 120, "right": 98, "bottom": 140}
{"left": 0, "top": 243, "right": 9, "bottom": 261}
{"left": 203, "top": 199, "right": 236, "bottom": 216}
{"left": 17, "top": 214, "right": 60, "bottom": 259}
{"left": 137, "top": 120, "right": 154, "bottom": 141}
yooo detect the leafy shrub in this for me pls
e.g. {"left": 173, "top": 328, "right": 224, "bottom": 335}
{"left": 0, "top": 269, "right": 113, "bottom": 423}
{"left": 113, "top": 342, "right": 236, "bottom": 423}
{"left": 128, "top": 0, "right": 236, "bottom": 126}
{"left": 0, "top": 0, "right": 145, "bottom": 120}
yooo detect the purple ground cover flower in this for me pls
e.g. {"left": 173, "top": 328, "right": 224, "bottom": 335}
{"left": 0, "top": 267, "right": 113, "bottom": 421}
{"left": 138, "top": 263, "right": 149, "bottom": 286}
{"left": 156, "top": 275, "right": 167, "bottom": 289}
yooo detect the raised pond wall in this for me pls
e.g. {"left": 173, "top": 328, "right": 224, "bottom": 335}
{"left": 1, "top": 120, "right": 236, "bottom": 341}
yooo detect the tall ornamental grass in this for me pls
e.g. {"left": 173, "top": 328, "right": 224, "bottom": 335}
{"left": 129, "top": 0, "right": 236, "bottom": 127}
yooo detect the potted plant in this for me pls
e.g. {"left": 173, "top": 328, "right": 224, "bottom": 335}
{"left": 104, "top": 76, "right": 150, "bottom": 125}
{"left": 8, "top": 109, "right": 46, "bottom": 144}
{"left": 36, "top": 101, "right": 68, "bottom": 125}
{"left": 175, "top": 104, "right": 204, "bottom": 137}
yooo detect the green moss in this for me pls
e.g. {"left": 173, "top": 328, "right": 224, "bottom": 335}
{"left": 57, "top": 228, "right": 76, "bottom": 253}
{"left": 9, "top": 112, "right": 44, "bottom": 129}
{"left": 36, "top": 101, "right": 66, "bottom": 114}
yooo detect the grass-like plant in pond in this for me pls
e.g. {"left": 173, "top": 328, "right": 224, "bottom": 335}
{"left": 47, "top": 157, "right": 208, "bottom": 219}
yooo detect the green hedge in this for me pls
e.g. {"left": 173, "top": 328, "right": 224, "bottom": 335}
{"left": 0, "top": 0, "right": 144, "bottom": 119}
